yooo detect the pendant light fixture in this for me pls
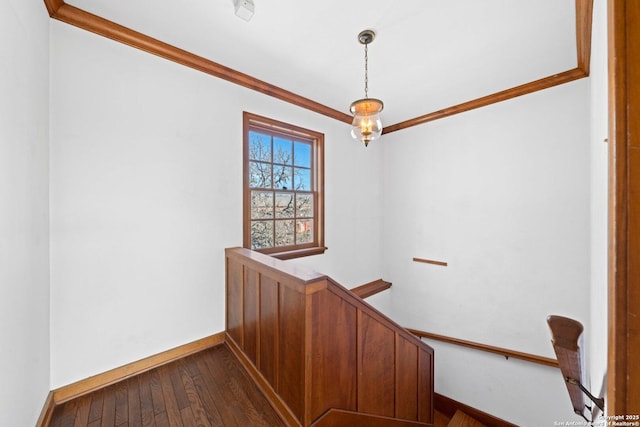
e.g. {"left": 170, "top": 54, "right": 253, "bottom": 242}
{"left": 350, "top": 29, "right": 383, "bottom": 147}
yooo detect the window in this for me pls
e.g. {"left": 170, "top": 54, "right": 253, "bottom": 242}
{"left": 243, "top": 112, "right": 325, "bottom": 259}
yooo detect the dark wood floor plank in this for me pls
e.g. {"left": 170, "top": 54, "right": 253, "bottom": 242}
{"left": 193, "top": 352, "right": 241, "bottom": 426}
{"left": 137, "top": 371, "right": 156, "bottom": 427}
{"left": 87, "top": 389, "right": 104, "bottom": 424}
{"left": 127, "top": 376, "right": 142, "bottom": 426}
{"left": 59, "top": 398, "right": 78, "bottom": 427}
{"left": 169, "top": 361, "right": 191, "bottom": 411}
{"left": 217, "top": 345, "right": 287, "bottom": 427}
{"left": 177, "top": 359, "right": 213, "bottom": 427}
{"left": 154, "top": 410, "right": 171, "bottom": 427}
{"left": 46, "top": 344, "right": 286, "bottom": 427}
{"left": 73, "top": 394, "right": 92, "bottom": 427}
{"left": 202, "top": 346, "right": 269, "bottom": 427}
{"left": 148, "top": 368, "right": 167, "bottom": 417}
{"left": 216, "top": 345, "right": 285, "bottom": 427}
{"left": 49, "top": 404, "right": 65, "bottom": 427}
{"left": 182, "top": 356, "right": 225, "bottom": 427}
{"left": 114, "top": 380, "right": 129, "bottom": 426}
{"left": 100, "top": 384, "right": 117, "bottom": 427}
{"left": 180, "top": 406, "right": 198, "bottom": 426}
{"left": 158, "top": 364, "right": 185, "bottom": 427}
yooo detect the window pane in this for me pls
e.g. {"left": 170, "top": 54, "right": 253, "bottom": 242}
{"left": 275, "top": 192, "right": 295, "bottom": 218}
{"left": 251, "top": 191, "right": 273, "bottom": 219}
{"left": 251, "top": 221, "right": 274, "bottom": 249}
{"left": 249, "top": 161, "right": 272, "bottom": 189}
{"left": 294, "top": 167, "right": 311, "bottom": 191}
{"left": 296, "top": 194, "right": 313, "bottom": 218}
{"left": 275, "top": 220, "right": 295, "bottom": 247}
{"left": 294, "top": 141, "right": 311, "bottom": 167}
{"left": 244, "top": 113, "right": 323, "bottom": 256}
{"left": 274, "top": 137, "right": 293, "bottom": 165}
{"left": 296, "top": 219, "right": 313, "bottom": 244}
{"left": 249, "top": 132, "right": 271, "bottom": 161}
{"left": 273, "top": 165, "right": 293, "bottom": 190}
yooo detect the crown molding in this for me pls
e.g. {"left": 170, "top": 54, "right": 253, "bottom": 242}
{"left": 42, "top": 0, "right": 592, "bottom": 133}
{"left": 44, "top": 1, "right": 352, "bottom": 125}
{"left": 383, "top": 68, "right": 587, "bottom": 134}
{"left": 43, "top": 0, "right": 63, "bottom": 17}
{"left": 384, "top": 0, "right": 593, "bottom": 134}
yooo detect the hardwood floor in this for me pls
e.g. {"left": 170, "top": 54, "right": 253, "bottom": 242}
{"left": 49, "top": 344, "right": 287, "bottom": 427}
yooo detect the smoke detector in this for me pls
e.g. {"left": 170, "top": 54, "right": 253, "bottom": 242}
{"left": 234, "top": 0, "right": 254, "bottom": 21}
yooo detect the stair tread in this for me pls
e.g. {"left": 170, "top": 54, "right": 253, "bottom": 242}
{"left": 447, "top": 410, "right": 487, "bottom": 427}
{"left": 434, "top": 410, "right": 451, "bottom": 427}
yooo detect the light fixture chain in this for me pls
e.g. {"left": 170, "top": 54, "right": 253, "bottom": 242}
{"left": 364, "top": 42, "right": 369, "bottom": 98}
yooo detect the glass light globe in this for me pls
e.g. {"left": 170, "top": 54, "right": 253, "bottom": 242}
{"left": 349, "top": 98, "right": 384, "bottom": 147}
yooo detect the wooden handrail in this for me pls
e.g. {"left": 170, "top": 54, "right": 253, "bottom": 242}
{"left": 407, "top": 328, "right": 559, "bottom": 368}
{"left": 547, "top": 315, "right": 603, "bottom": 418}
{"left": 350, "top": 279, "right": 392, "bottom": 299}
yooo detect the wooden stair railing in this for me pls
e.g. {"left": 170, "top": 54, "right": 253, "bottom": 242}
{"left": 225, "top": 247, "right": 435, "bottom": 427}
{"left": 547, "top": 315, "right": 604, "bottom": 421}
{"left": 408, "top": 328, "right": 559, "bottom": 368}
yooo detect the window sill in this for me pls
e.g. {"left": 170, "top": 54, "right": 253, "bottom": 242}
{"left": 269, "top": 246, "right": 327, "bottom": 260}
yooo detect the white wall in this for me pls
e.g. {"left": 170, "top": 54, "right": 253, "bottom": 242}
{"left": 589, "top": 0, "right": 609, "bottom": 410}
{"left": 0, "top": 0, "right": 51, "bottom": 424}
{"left": 49, "top": 21, "right": 383, "bottom": 388}
{"left": 379, "top": 80, "right": 591, "bottom": 426}
{"left": 47, "top": 5, "right": 604, "bottom": 425}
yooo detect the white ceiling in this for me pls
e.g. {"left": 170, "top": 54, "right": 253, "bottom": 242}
{"left": 66, "top": 0, "right": 578, "bottom": 126}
